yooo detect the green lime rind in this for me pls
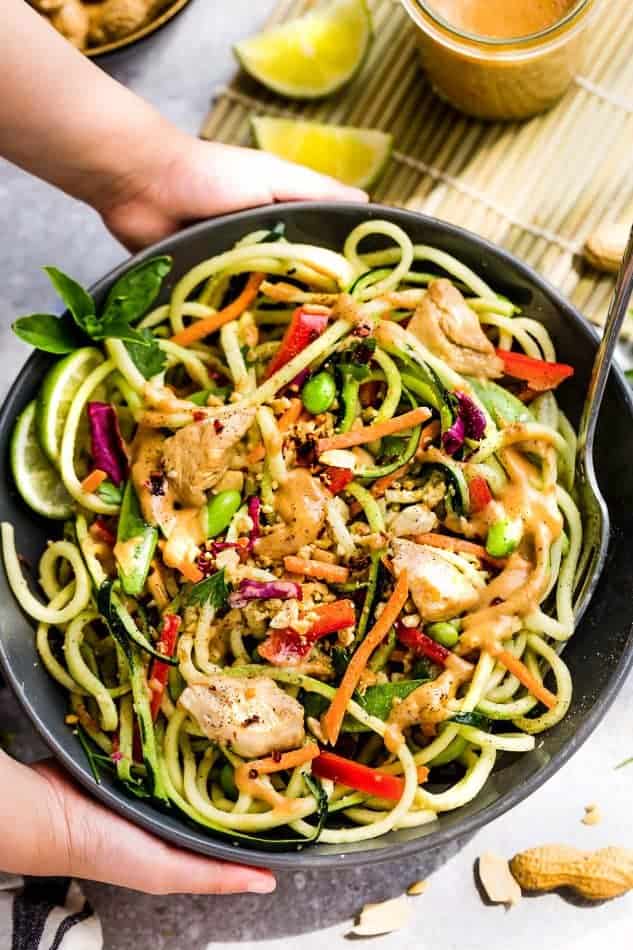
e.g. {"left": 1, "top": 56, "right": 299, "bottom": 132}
{"left": 11, "top": 401, "right": 74, "bottom": 520}
{"left": 36, "top": 347, "right": 103, "bottom": 466}
{"left": 234, "top": 0, "right": 373, "bottom": 100}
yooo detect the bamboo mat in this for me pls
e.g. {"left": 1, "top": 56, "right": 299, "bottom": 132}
{"left": 202, "top": 0, "right": 633, "bottom": 337}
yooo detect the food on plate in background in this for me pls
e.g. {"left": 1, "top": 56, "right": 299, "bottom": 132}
{"left": 30, "top": 0, "right": 177, "bottom": 51}
{"left": 400, "top": 0, "right": 597, "bottom": 119}
{"left": 252, "top": 117, "right": 392, "bottom": 190}
{"left": 234, "top": 0, "right": 372, "bottom": 99}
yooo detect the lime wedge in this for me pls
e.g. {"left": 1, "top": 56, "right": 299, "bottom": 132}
{"left": 11, "top": 401, "right": 74, "bottom": 520}
{"left": 235, "top": 0, "right": 372, "bottom": 99}
{"left": 36, "top": 347, "right": 103, "bottom": 466}
{"left": 252, "top": 117, "right": 393, "bottom": 189}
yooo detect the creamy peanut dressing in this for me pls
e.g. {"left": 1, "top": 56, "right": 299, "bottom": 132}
{"left": 428, "top": 0, "right": 576, "bottom": 39}
{"left": 255, "top": 468, "right": 329, "bottom": 560}
{"left": 388, "top": 652, "right": 473, "bottom": 733}
{"left": 162, "top": 508, "right": 205, "bottom": 574}
{"left": 458, "top": 447, "right": 562, "bottom": 655}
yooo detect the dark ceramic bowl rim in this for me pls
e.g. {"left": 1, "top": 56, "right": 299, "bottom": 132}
{"left": 1, "top": 203, "right": 632, "bottom": 870}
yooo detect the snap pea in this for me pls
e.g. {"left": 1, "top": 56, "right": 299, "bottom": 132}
{"left": 206, "top": 489, "right": 242, "bottom": 538}
{"left": 486, "top": 518, "right": 523, "bottom": 558}
{"left": 426, "top": 621, "right": 460, "bottom": 649}
{"left": 301, "top": 371, "right": 336, "bottom": 415}
{"left": 116, "top": 481, "right": 158, "bottom": 597}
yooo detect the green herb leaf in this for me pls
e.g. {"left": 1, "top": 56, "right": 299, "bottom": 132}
{"left": 97, "top": 481, "right": 123, "bottom": 505}
{"left": 12, "top": 313, "right": 83, "bottom": 354}
{"left": 76, "top": 726, "right": 103, "bottom": 784}
{"left": 450, "top": 711, "right": 492, "bottom": 731}
{"left": 92, "top": 316, "right": 150, "bottom": 345}
{"left": 44, "top": 266, "right": 96, "bottom": 331}
{"left": 102, "top": 256, "right": 172, "bottom": 327}
{"left": 188, "top": 569, "right": 229, "bottom": 610}
{"left": 124, "top": 328, "right": 167, "bottom": 379}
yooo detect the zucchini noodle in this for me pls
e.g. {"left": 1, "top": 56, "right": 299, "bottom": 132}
{"left": 4, "top": 218, "right": 583, "bottom": 848}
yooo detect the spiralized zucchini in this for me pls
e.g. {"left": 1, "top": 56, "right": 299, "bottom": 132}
{"left": 1, "top": 219, "right": 583, "bottom": 848}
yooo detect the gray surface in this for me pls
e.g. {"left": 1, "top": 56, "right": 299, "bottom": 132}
{"left": 0, "top": 1, "right": 632, "bottom": 947}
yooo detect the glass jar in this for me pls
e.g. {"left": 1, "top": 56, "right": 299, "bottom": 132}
{"left": 400, "top": 0, "right": 598, "bottom": 120}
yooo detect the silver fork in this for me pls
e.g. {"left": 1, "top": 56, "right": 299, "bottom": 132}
{"left": 573, "top": 226, "right": 633, "bottom": 622}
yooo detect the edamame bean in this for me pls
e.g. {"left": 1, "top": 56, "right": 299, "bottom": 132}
{"left": 301, "top": 371, "right": 336, "bottom": 415}
{"left": 206, "top": 489, "right": 242, "bottom": 538}
{"left": 426, "top": 621, "right": 460, "bottom": 649}
{"left": 486, "top": 518, "right": 523, "bottom": 558}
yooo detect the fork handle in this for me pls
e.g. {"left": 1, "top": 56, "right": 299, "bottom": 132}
{"left": 578, "top": 225, "right": 633, "bottom": 457}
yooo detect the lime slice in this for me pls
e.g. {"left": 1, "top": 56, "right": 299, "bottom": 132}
{"left": 234, "top": 0, "right": 372, "bottom": 99}
{"left": 36, "top": 347, "right": 103, "bottom": 466}
{"left": 252, "top": 117, "right": 392, "bottom": 189}
{"left": 11, "top": 401, "right": 74, "bottom": 520}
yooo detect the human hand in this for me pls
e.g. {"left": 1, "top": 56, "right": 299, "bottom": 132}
{"left": 99, "top": 138, "right": 368, "bottom": 252}
{"left": 0, "top": 752, "right": 275, "bottom": 895}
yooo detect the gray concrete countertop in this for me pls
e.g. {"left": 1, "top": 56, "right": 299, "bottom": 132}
{"left": 0, "top": 2, "right": 631, "bottom": 948}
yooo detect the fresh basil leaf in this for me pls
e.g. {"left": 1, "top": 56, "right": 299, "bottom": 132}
{"left": 355, "top": 680, "right": 428, "bottom": 722}
{"left": 91, "top": 315, "right": 150, "bottom": 345}
{"left": 188, "top": 569, "right": 229, "bottom": 610}
{"left": 12, "top": 313, "right": 83, "bottom": 354}
{"left": 44, "top": 266, "right": 96, "bottom": 330}
{"left": 124, "top": 329, "right": 167, "bottom": 379}
{"left": 102, "top": 256, "right": 172, "bottom": 327}
{"left": 97, "top": 481, "right": 123, "bottom": 505}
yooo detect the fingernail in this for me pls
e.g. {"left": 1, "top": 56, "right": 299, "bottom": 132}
{"left": 247, "top": 875, "right": 277, "bottom": 894}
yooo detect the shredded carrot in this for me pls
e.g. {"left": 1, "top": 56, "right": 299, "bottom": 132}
{"left": 247, "top": 398, "right": 303, "bottom": 464}
{"left": 317, "top": 407, "right": 431, "bottom": 455}
{"left": 81, "top": 469, "right": 108, "bottom": 493}
{"left": 170, "top": 272, "right": 264, "bottom": 347}
{"left": 178, "top": 561, "right": 204, "bottom": 584}
{"left": 283, "top": 556, "right": 349, "bottom": 584}
{"left": 415, "top": 419, "right": 441, "bottom": 457}
{"left": 417, "top": 766, "right": 430, "bottom": 784}
{"left": 414, "top": 532, "right": 507, "bottom": 570}
{"left": 322, "top": 570, "right": 409, "bottom": 745}
{"left": 371, "top": 463, "right": 411, "bottom": 499}
{"left": 236, "top": 742, "right": 320, "bottom": 783}
{"left": 494, "top": 649, "right": 558, "bottom": 710}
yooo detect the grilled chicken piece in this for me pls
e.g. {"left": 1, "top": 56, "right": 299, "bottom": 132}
{"left": 254, "top": 468, "right": 329, "bottom": 560}
{"left": 163, "top": 405, "right": 255, "bottom": 508}
{"left": 407, "top": 279, "right": 503, "bottom": 379}
{"left": 179, "top": 675, "right": 305, "bottom": 759}
{"left": 392, "top": 538, "right": 481, "bottom": 622}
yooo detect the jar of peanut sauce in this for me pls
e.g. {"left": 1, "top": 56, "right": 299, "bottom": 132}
{"left": 400, "top": 0, "right": 598, "bottom": 120}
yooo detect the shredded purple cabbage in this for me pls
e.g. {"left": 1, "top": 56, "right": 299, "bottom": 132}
{"left": 87, "top": 402, "right": 128, "bottom": 486}
{"left": 442, "top": 392, "right": 486, "bottom": 456}
{"left": 228, "top": 579, "right": 302, "bottom": 609}
{"left": 455, "top": 392, "right": 486, "bottom": 440}
{"left": 247, "top": 496, "right": 261, "bottom": 545}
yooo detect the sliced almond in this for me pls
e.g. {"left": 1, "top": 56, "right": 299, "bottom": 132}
{"left": 407, "top": 879, "right": 429, "bottom": 896}
{"left": 584, "top": 221, "right": 630, "bottom": 273}
{"left": 350, "top": 895, "right": 411, "bottom": 936}
{"left": 582, "top": 803, "right": 602, "bottom": 827}
{"left": 478, "top": 851, "right": 522, "bottom": 906}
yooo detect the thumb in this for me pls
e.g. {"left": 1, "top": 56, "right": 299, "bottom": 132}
{"left": 170, "top": 141, "right": 368, "bottom": 219}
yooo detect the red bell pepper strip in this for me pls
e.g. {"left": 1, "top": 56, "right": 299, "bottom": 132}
{"left": 312, "top": 751, "right": 428, "bottom": 802}
{"left": 495, "top": 349, "right": 574, "bottom": 392}
{"left": 265, "top": 307, "right": 330, "bottom": 379}
{"left": 149, "top": 614, "right": 181, "bottom": 720}
{"left": 396, "top": 622, "right": 450, "bottom": 666}
{"left": 90, "top": 518, "right": 116, "bottom": 546}
{"left": 320, "top": 465, "right": 355, "bottom": 495}
{"left": 468, "top": 475, "right": 493, "bottom": 513}
{"left": 258, "top": 599, "right": 356, "bottom": 666}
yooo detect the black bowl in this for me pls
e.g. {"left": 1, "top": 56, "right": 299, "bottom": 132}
{"left": 1, "top": 203, "right": 632, "bottom": 870}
